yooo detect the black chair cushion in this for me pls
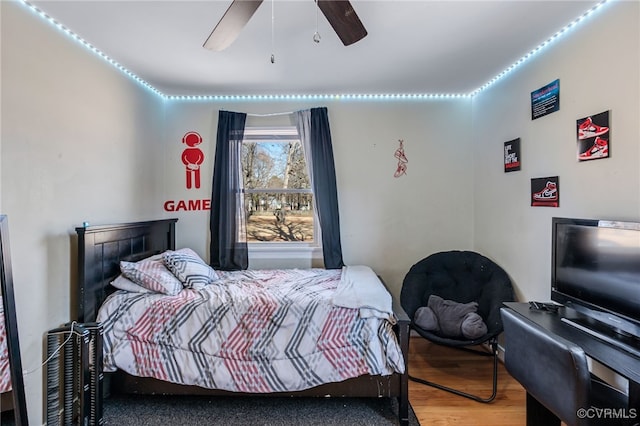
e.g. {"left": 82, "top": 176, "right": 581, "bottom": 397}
{"left": 401, "top": 250, "right": 514, "bottom": 346}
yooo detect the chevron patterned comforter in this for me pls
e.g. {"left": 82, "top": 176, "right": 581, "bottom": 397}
{"left": 97, "top": 268, "right": 405, "bottom": 393}
{"left": 0, "top": 297, "right": 11, "bottom": 393}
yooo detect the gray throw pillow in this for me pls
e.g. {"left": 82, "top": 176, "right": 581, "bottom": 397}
{"left": 460, "top": 312, "right": 488, "bottom": 340}
{"left": 414, "top": 306, "right": 439, "bottom": 331}
{"left": 413, "top": 294, "right": 488, "bottom": 340}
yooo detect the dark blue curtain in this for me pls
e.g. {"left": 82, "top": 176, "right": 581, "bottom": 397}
{"left": 295, "top": 107, "right": 344, "bottom": 269}
{"left": 210, "top": 110, "right": 248, "bottom": 270}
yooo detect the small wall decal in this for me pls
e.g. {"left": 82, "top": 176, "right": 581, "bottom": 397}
{"left": 577, "top": 110, "right": 610, "bottom": 161}
{"left": 504, "top": 138, "right": 521, "bottom": 172}
{"left": 394, "top": 139, "right": 408, "bottom": 178}
{"left": 531, "top": 176, "right": 559, "bottom": 207}
{"left": 182, "top": 131, "right": 204, "bottom": 189}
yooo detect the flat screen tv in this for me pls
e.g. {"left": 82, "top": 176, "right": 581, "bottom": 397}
{"left": 551, "top": 217, "right": 640, "bottom": 340}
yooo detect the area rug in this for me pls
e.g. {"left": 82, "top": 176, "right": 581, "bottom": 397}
{"left": 101, "top": 394, "right": 420, "bottom": 425}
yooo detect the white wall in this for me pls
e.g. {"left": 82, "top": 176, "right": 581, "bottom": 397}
{"left": 472, "top": 0, "right": 639, "bottom": 390}
{"left": 1, "top": 2, "right": 168, "bottom": 423}
{"left": 163, "top": 99, "right": 474, "bottom": 297}
{"left": 472, "top": 0, "right": 640, "bottom": 302}
{"left": 0, "top": 1, "right": 3, "bottom": 214}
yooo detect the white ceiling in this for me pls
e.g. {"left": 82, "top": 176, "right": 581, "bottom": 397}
{"left": 27, "top": 0, "right": 604, "bottom": 97}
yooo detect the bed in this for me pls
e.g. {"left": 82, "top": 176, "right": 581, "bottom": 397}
{"left": 75, "top": 218, "right": 410, "bottom": 425}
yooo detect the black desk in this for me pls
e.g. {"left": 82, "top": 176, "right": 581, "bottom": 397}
{"left": 503, "top": 302, "right": 640, "bottom": 413}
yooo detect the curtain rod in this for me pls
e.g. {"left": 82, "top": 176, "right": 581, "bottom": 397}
{"left": 246, "top": 110, "right": 295, "bottom": 117}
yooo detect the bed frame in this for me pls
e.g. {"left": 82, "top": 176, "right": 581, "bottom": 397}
{"left": 75, "top": 218, "right": 410, "bottom": 425}
{"left": 1, "top": 390, "right": 13, "bottom": 412}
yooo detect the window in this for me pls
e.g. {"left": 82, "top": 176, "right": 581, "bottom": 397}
{"left": 241, "top": 127, "right": 317, "bottom": 245}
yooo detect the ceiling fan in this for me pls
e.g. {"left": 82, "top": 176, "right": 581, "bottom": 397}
{"left": 203, "top": 0, "right": 368, "bottom": 52}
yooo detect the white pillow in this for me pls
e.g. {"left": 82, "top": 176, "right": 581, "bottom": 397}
{"left": 110, "top": 274, "right": 151, "bottom": 293}
{"left": 162, "top": 248, "right": 219, "bottom": 289}
{"left": 120, "top": 254, "right": 183, "bottom": 295}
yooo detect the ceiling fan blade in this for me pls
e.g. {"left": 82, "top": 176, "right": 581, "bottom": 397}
{"left": 317, "top": 0, "right": 367, "bottom": 46}
{"left": 203, "top": 0, "right": 264, "bottom": 51}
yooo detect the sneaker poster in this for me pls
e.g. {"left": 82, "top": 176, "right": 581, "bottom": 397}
{"left": 577, "top": 110, "right": 610, "bottom": 161}
{"left": 531, "top": 176, "right": 559, "bottom": 207}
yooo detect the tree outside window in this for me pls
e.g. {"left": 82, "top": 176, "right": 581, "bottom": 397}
{"left": 241, "top": 127, "right": 316, "bottom": 243}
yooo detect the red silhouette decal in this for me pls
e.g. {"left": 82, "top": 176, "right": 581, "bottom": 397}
{"left": 182, "top": 132, "right": 204, "bottom": 189}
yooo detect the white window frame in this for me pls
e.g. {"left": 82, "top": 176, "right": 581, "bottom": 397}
{"left": 242, "top": 126, "right": 322, "bottom": 257}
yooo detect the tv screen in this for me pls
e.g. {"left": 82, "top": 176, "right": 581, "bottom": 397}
{"left": 551, "top": 217, "right": 640, "bottom": 338}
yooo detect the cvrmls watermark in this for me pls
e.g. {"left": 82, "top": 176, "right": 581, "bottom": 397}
{"left": 577, "top": 407, "right": 637, "bottom": 420}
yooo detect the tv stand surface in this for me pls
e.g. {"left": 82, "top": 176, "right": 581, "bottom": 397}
{"left": 503, "top": 302, "right": 640, "bottom": 411}
{"left": 560, "top": 316, "right": 640, "bottom": 359}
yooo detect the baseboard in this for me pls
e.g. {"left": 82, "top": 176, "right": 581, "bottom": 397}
{"left": 480, "top": 341, "right": 505, "bottom": 363}
{"left": 497, "top": 343, "right": 505, "bottom": 362}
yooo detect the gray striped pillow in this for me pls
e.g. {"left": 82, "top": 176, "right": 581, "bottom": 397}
{"left": 120, "top": 254, "right": 183, "bottom": 295}
{"left": 162, "top": 248, "right": 219, "bottom": 289}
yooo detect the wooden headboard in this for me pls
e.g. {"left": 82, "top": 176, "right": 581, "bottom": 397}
{"left": 75, "top": 218, "right": 178, "bottom": 323}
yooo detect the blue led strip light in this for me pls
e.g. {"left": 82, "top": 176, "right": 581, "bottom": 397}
{"left": 468, "top": 0, "right": 611, "bottom": 96}
{"left": 21, "top": 0, "right": 165, "bottom": 98}
{"left": 164, "top": 93, "right": 472, "bottom": 101}
{"left": 20, "top": 0, "right": 612, "bottom": 101}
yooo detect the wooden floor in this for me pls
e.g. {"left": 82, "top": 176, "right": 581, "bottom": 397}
{"left": 408, "top": 337, "right": 527, "bottom": 426}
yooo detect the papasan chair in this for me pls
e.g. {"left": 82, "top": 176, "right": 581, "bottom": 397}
{"left": 400, "top": 250, "right": 515, "bottom": 402}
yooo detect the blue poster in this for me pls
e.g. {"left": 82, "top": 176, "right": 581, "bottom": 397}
{"left": 531, "top": 79, "right": 560, "bottom": 120}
